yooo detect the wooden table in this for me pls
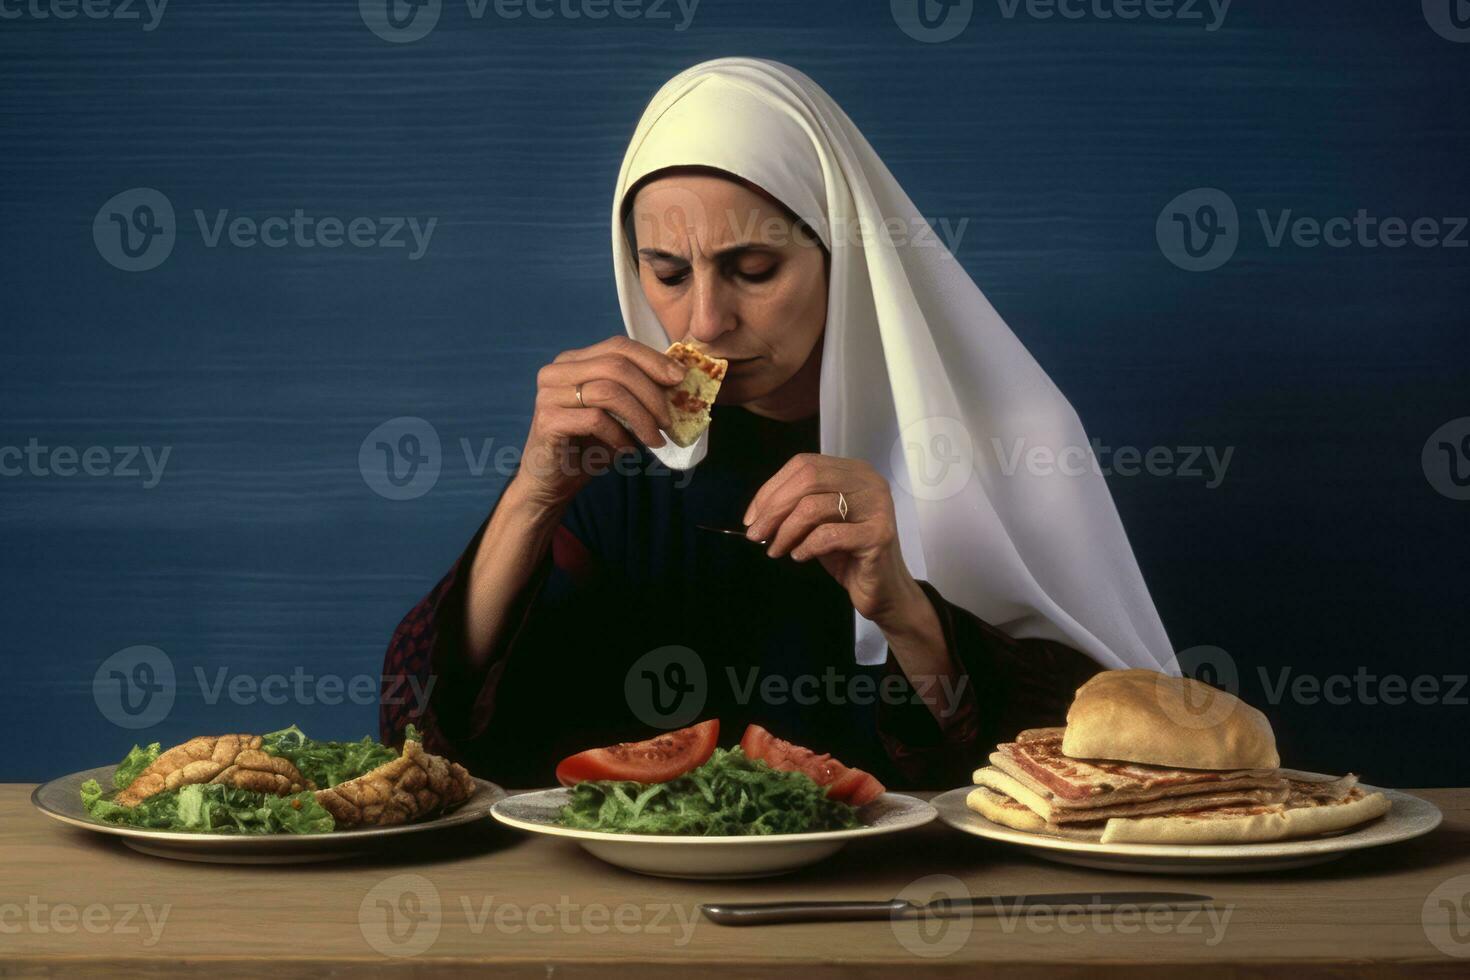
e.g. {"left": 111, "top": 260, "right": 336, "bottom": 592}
{"left": 3, "top": 786, "right": 1467, "bottom": 978}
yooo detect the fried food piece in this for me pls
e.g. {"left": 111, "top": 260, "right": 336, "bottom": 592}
{"left": 115, "top": 734, "right": 309, "bottom": 807}
{"left": 314, "top": 739, "right": 475, "bottom": 829}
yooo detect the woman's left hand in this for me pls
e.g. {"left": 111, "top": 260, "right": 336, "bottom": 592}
{"left": 743, "top": 452, "right": 924, "bottom": 627}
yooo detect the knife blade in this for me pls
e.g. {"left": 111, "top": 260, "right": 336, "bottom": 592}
{"left": 700, "top": 891, "right": 1214, "bottom": 926}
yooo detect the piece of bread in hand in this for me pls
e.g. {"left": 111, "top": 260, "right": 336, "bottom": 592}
{"left": 664, "top": 341, "right": 728, "bottom": 447}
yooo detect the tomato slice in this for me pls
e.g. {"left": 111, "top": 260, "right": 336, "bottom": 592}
{"left": 555, "top": 720, "right": 720, "bottom": 786}
{"left": 738, "top": 724, "right": 886, "bottom": 806}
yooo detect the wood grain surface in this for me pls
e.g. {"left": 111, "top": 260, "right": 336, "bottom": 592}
{"left": 2, "top": 786, "right": 1467, "bottom": 977}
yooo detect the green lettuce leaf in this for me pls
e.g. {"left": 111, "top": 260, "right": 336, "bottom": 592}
{"left": 80, "top": 779, "right": 334, "bottom": 835}
{"left": 112, "top": 742, "right": 161, "bottom": 789}
{"left": 557, "top": 748, "right": 860, "bottom": 836}
{"left": 260, "top": 725, "right": 397, "bottom": 788}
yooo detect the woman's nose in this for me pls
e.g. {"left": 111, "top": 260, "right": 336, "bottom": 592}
{"left": 685, "top": 271, "right": 737, "bottom": 344}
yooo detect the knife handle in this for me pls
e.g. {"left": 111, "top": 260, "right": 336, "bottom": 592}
{"left": 701, "top": 899, "right": 911, "bottom": 926}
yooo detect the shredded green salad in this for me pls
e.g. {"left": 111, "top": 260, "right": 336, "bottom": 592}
{"left": 78, "top": 725, "right": 417, "bottom": 835}
{"left": 557, "top": 748, "right": 861, "bottom": 836}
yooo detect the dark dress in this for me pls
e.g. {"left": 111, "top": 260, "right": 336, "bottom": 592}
{"left": 379, "top": 402, "right": 1102, "bottom": 789}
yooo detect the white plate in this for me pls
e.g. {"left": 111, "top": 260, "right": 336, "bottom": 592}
{"left": 32, "top": 765, "right": 506, "bottom": 864}
{"left": 932, "top": 772, "right": 1442, "bottom": 875}
{"left": 491, "top": 789, "right": 937, "bottom": 879}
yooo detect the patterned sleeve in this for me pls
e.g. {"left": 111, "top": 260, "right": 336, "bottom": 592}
{"left": 378, "top": 491, "right": 597, "bottom": 760}
{"left": 873, "top": 580, "right": 1103, "bottom": 788}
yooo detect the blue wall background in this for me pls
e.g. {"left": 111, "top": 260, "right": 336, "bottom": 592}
{"left": 2, "top": 0, "right": 1466, "bottom": 784}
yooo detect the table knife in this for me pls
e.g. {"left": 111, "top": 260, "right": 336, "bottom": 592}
{"left": 700, "top": 891, "right": 1214, "bottom": 926}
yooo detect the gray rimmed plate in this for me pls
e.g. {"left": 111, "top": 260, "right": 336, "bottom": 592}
{"left": 933, "top": 771, "right": 1441, "bottom": 875}
{"left": 491, "top": 789, "right": 937, "bottom": 879}
{"left": 32, "top": 765, "right": 506, "bottom": 864}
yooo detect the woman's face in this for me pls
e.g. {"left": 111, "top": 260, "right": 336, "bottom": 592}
{"left": 629, "top": 173, "right": 828, "bottom": 407}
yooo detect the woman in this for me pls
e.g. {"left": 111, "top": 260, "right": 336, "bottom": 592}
{"left": 380, "top": 58, "right": 1175, "bottom": 789}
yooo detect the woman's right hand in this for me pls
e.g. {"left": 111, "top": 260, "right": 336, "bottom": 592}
{"left": 513, "top": 335, "right": 687, "bottom": 512}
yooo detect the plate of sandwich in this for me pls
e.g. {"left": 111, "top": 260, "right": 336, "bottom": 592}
{"left": 32, "top": 725, "right": 504, "bottom": 863}
{"left": 491, "top": 720, "right": 937, "bottom": 879}
{"left": 935, "top": 670, "right": 1441, "bottom": 874}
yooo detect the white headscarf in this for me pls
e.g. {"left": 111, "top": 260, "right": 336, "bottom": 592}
{"left": 612, "top": 57, "right": 1175, "bottom": 673}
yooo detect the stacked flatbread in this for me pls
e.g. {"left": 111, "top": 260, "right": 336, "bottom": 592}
{"left": 967, "top": 670, "right": 1391, "bottom": 844}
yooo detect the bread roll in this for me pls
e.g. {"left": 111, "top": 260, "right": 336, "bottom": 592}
{"left": 1062, "top": 669, "right": 1280, "bottom": 771}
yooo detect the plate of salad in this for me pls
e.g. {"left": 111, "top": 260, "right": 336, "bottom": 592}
{"left": 32, "top": 725, "right": 505, "bottom": 863}
{"left": 490, "top": 721, "right": 936, "bottom": 879}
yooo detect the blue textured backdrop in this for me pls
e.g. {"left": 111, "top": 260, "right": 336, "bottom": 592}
{"left": 2, "top": 0, "right": 1467, "bottom": 784}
